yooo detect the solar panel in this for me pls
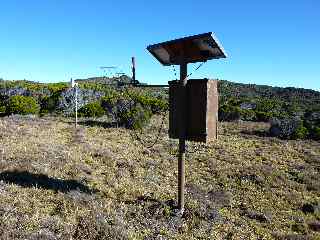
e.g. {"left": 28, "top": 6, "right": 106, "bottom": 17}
{"left": 147, "top": 32, "right": 227, "bottom": 66}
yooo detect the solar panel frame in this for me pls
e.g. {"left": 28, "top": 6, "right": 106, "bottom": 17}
{"left": 147, "top": 32, "right": 227, "bottom": 66}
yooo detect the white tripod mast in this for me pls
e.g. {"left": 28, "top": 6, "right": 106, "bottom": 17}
{"left": 71, "top": 78, "right": 79, "bottom": 128}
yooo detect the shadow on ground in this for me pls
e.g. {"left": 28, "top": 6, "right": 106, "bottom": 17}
{"left": 78, "top": 120, "right": 118, "bottom": 129}
{"left": 0, "top": 170, "right": 97, "bottom": 194}
{"left": 240, "top": 129, "right": 270, "bottom": 138}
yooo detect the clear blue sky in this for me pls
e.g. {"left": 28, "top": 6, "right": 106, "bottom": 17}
{"left": 0, "top": 0, "right": 319, "bottom": 90}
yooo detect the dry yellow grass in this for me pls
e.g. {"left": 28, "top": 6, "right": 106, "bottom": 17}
{"left": 0, "top": 115, "right": 319, "bottom": 239}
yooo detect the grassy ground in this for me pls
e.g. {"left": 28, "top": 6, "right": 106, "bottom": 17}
{"left": 0, "top": 115, "right": 319, "bottom": 240}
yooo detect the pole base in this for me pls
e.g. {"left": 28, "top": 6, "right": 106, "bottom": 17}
{"left": 173, "top": 207, "right": 185, "bottom": 217}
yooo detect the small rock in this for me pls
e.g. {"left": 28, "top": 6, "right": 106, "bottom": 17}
{"left": 245, "top": 210, "right": 271, "bottom": 223}
{"left": 207, "top": 189, "right": 232, "bottom": 207}
{"left": 239, "top": 174, "right": 265, "bottom": 185}
{"left": 142, "top": 149, "right": 151, "bottom": 155}
{"left": 208, "top": 208, "right": 223, "bottom": 223}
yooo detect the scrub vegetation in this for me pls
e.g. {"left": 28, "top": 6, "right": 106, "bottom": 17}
{"left": 0, "top": 115, "right": 319, "bottom": 239}
{"left": 0, "top": 77, "right": 319, "bottom": 239}
{"left": 1, "top": 77, "right": 319, "bottom": 138}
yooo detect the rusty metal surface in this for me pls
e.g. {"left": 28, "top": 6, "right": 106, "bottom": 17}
{"left": 169, "top": 80, "right": 180, "bottom": 139}
{"left": 187, "top": 79, "right": 207, "bottom": 141}
{"left": 206, "top": 80, "right": 218, "bottom": 141}
{"left": 168, "top": 79, "right": 218, "bottom": 143}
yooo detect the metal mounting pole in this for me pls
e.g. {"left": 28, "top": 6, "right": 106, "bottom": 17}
{"left": 178, "top": 62, "right": 187, "bottom": 213}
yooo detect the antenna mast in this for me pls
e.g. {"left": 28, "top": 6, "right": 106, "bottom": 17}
{"left": 71, "top": 78, "right": 78, "bottom": 128}
{"left": 132, "top": 57, "right": 136, "bottom": 86}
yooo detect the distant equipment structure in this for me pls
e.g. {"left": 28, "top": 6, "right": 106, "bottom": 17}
{"left": 147, "top": 32, "right": 227, "bottom": 213}
{"left": 116, "top": 72, "right": 126, "bottom": 76}
{"left": 100, "top": 66, "right": 117, "bottom": 79}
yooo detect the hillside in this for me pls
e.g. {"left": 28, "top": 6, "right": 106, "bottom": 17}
{"left": 0, "top": 115, "right": 319, "bottom": 239}
{"left": 219, "top": 80, "right": 320, "bottom": 100}
{"left": 74, "top": 75, "right": 133, "bottom": 85}
{"left": 218, "top": 80, "right": 320, "bottom": 110}
{"left": 1, "top": 77, "right": 320, "bottom": 101}
{"left": 0, "top": 77, "right": 320, "bottom": 140}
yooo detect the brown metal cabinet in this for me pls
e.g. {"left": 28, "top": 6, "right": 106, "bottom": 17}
{"left": 169, "top": 79, "right": 218, "bottom": 143}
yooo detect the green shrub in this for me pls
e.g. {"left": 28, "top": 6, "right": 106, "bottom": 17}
{"left": 78, "top": 82, "right": 114, "bottom": 93}
{"left": 101, "top": 91, "right": 165, "bottom": 129}
{"left": 100, "top": 93, "right": 123, "bottom": 124}
{"left": 283, "top": 102, "right": 302, "bottom": 117}
{"left": 0, "top": 105, "right": 6, "bottom": 116}
{"left": 256, "top": 99, "right": 282, "bottom": 113}
{"left": 0, "top": 106, "right": 5, "bottom": 113}
{"left": 147, "top": 97, "right": 168, "bottom": 114}
{"left": 6, "top": 95, "right": 40, "bottom": 115}
{"left": 40, "top": 91, "right": 62, "bottom": 114}
{"left": 240, "top": 109, "right": 256, "bottom": 121}
{"left": 78, "top": 101, "right": 105, "bottom": 117}
{"left": 40, "top": 96, "right": 55, "bottom": 114}
{"left": 255, "top": 111, "right": 273, "bottom": 122}
{"left": 118, "top": 103, "right": 152, "bottom": 130}
{"left": 227, "top": 97, "right": 241, "bottom": 106}
{"left": 47, "top": 83, "right": 68, "bottom": 94}
{"left": 125, "top": 91, "right": 168, "bottom": 114}
{"left": 291, "top": 123, "right": 309, "bottom": 140}
{"left": 309, "top": 127, "right": 320, "bottom": 140}
{"left": 219, "top": 105, "right": 241, "bottom": 121}
{"left": 101, "top": 93, "right": 119, "bottom": 113}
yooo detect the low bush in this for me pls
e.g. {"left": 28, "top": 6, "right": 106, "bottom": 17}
{"left": 310, "top": 127, "right": 320, "bottom": 140}
{"left": 0, "top": 105, "right": 6, "bottom": 116}
{"left": 255, "top": 111, "right": 273, "bottom": 122}
{"left": 102, "top": 93, "right": 153, "bottom": 130}
{"left": 101, "top": 93, "right": 119, "bottom": 116}
{"left": 291, "top": 123, "right": 309, "bottom": 140}
{"left": 147, "top": 97, "right": 168, "bottom": 114}
{"left": 101, "top": 90, "right": 167, "bottom": 130}
{"left": 269, "top": 115, "right": 320, "bottom": 140}
{"left": 40, "top": 91, "right": 62, "bottom": 114}
{"left": 219, "top": 105, "right": 241, "bottom": 121}
{"left": 269, "top": 117, "right": 302, "bottom": 139}
{"left": 303, "top": 110, "right": 320, "bottom": 140}
{"left": 0, "top": 95, "right": 7, "bottom": 116}
{"left": 47, "top": 82, "right": 69, "bottom": 94}
{"left": 126, "top": 92, "right": 168, "bottom": 114}
{"left": 118, "top": 103, "right": 152, "bottom": 130}
{"left": 6, "top": 95, "right": 40, "bottom": 115}
{"left": 255, "top": 98, "right": 283, "bottom": 113}
{"left": 240, "top": 109, "right": 256, "bottom": 121}
{"left": 78, "top": 101, "right": 105, "bottom": 118}
{"left": 0, "top": 95, "right": 6, "bottom": 114}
